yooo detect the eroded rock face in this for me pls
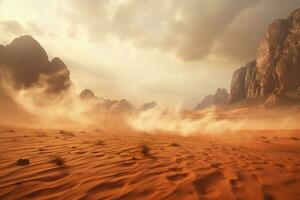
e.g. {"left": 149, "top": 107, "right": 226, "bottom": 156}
{"left": 0, "top": 35, "right": 72, "bottom": 94}
{"left": 196, "top": 88, "right": 229, "bottom": 110}
{"left": 229, "top": 65, "right": 247, "bottom": 102}
{"left": 229, "top": 60, "right": 257, "bottom": 102}
{"left": 256, "top": 19, "right": 289, "bottom": 98}
{"left": 229, "top": 8, "right": 300, "bottom": 105}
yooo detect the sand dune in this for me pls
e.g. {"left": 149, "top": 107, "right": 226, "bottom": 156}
{"left": 0, "top": 128, "right": 300, "bottom": 200}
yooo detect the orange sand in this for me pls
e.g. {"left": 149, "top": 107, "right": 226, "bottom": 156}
{"left": 0, "top": 127, "right": 300, "bottom": 200}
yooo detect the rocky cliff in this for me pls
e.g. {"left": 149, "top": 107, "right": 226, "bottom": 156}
{"left": 196, "top": 88, "right": 229, "bottom": 110}
{"left": 229, "top": 8, "right": 300, "bottom": 105}
{"left": 0, "top": 35, "right": 72, "bottom": 95}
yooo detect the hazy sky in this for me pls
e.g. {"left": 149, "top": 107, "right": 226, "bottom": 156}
{"left": 0, "top": 0, "right": 299, "bottom": 108}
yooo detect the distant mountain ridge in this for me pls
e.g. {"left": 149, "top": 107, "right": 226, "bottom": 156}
{"left": 195, "top": 88, "right": 228, "bottom": 110}
{"left": 0, "top": 35, "right": 134, "bottom": 119}
{"left": 79, "top": 89, "right": 133, "bottom": 113}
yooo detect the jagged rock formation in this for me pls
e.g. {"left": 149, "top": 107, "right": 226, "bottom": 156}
{"left": 229, "top": 8, "right": 300, "bottom": 106}
{"left": 196, "top": 88, "right": 229, "bottom": 110}
{"left": 0, "top": 35, "right": 73, "bottom": 123}
{"left": 79, "top": 88, "right": 133, "bottom": 113}
{"left": 0, "top": 35, "right": 72, "bottom": 94}
{"left": 0, "top": 35, "right": 134, "bottom": 121}
{"left": 0, "top": 35, "right": 134, "bottom": 116}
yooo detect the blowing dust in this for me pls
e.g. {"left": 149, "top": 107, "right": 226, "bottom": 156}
{"left": 1, "top": 70, "right": 300, "bottom": 134}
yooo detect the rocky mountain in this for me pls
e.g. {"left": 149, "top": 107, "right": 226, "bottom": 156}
{"left": 0, "top": 35, "right": 134, "bottom": 117}
{"left": 0, "top": 35, "right": 72, "bottom": 94}
{"left": 229, "top": 8, "right": 300, "bottom": 106}
{"left": 0, "top": 35, "right": 73, "bottom": 123}
{"left": 196, "top": 88, "right": 229, "bottom": 110}
{"left": 0, "top": 35, "right": 74, "bottom": 122}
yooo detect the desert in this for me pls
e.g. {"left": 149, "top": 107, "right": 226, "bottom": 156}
{"left": 1, "top": 126, "right": 300, "bottom": 200}
{"left": 1, "top": 2, "right": 300, "bottom": 200}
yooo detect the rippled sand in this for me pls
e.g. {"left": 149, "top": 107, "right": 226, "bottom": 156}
{"left": 0, "top": 127, "right": 300, "bottom": 200}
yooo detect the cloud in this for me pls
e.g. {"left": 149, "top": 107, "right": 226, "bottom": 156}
{"left": 1, "top": 20, "right": 24, "bottom": 35}
{"left": 0, "top": 20, "right": 44, "bottom": 37}
{"left": 63, "top": 0, "right": 299, "bottom": 63}
{"left": 213, "top": 0, "right": 300, "bottom": 63}
{"left": 26, "top": 22, "right": 44, "bottom": 35}
{"left": 162, "top": 0, "right": 261, "bottom": 61}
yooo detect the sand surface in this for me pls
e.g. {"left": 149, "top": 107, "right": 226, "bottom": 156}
{"left": 0, "top": 127, "right": 300, "bottom": 200}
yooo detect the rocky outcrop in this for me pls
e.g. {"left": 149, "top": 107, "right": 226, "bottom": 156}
{"left": 79, "top": 88, "right": 133, "bottom": 113}
{"left": 0, "top": 35, "right": 73, "bottom": 122}
{"left": 229, "top": 8, "right": 300, "bottom": 105}
{"left": 79, "top": 89, "right": 96, "bottom": 100}
{"left": 196, "top": 88, "right": 229, "bottom": 110}
{"left": 0, "top": 35, "right": 72, "bottom": 94}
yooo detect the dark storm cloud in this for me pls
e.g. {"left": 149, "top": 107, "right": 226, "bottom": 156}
{"left": 65, "top": 0, "right": 299, "bottom": 63}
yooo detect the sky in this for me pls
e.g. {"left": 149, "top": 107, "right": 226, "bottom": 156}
{"left": 0, "top": 0, "right": 299, "bottom": 108}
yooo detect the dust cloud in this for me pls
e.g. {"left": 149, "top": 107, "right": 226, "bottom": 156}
{"left": 1, "top": 70, "right": 300, "bottom": 133}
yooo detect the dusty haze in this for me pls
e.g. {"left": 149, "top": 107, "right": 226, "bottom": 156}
{"left": 0, "top": 0, "right": 299, "bottom": 107}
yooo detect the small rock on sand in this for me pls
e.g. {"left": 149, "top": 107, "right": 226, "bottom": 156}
{"left": 16, "top": 159, "right": 30, "bottom": 166}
